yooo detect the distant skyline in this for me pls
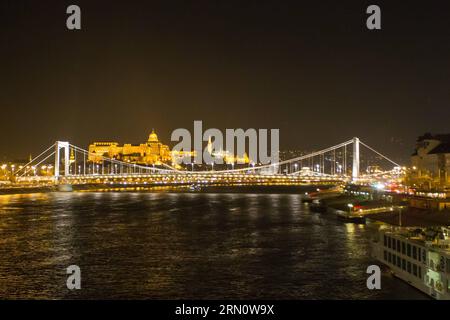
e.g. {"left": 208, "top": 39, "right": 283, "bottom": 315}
{"left": 1, "top": 0, "right": 449, "bottom": 163}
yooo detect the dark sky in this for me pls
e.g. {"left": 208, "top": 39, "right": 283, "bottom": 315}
{"left": 1, "top": 0, "right": 449, "bottom": 163}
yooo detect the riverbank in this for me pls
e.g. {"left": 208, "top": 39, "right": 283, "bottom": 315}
{"left": 367, "top": 208, "right": 450, "bottom": 227}
{"left": 0, "top": 183, "right": 336, "bottom": 195}
{"left": 309, "top": 192, "right": 450, "bottom": 227}
{"left": 0, "top": 185, "right": 56, "bottom": 195}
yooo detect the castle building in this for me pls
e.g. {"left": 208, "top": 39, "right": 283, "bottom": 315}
{"left": 206, "top": 136, "right": 250, "bottom": 164}
{"left": 88, "top": 130, "right": 172, "bottom": 165}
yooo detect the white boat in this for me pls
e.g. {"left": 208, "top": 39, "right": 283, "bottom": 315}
{"left": 373, "top": 227, "right": 450, "bottom": 300}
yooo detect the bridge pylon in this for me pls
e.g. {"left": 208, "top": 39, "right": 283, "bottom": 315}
{"left": 352, "top": 137, "right": 360, "bottom": 180}
{"left": 55, "top": 141, "right": 70, "bottom": 179}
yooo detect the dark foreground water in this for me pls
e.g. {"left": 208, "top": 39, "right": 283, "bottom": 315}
{"left": 0, "top": 191, "right": 426, "bottom": 299}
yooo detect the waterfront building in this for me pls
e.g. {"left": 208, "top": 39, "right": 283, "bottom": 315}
{"left": 88, "top": 130, "right": 172, "bottom": 165}
{"left": 408, "top": 190, "right": 450, "bottom": 211}
{"left": 410, "top": 133, "right": 450, "bottom": 189}
{"left": 407, "top": 133, "right": 450, "bottom": 210}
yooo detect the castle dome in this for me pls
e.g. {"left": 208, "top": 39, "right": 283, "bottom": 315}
{"left": 148, "top": 129, "right": 159, "bottom": 143}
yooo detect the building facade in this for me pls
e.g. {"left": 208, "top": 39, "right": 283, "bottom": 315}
{"left": 88, "top": 130, "right": 252, "bottom": 167}
{"left": 206, "top": 136, "right": 250, "bottom": 164}
{"left": 88, "top": 130, "right": 172, "bottom": 165}
{"left": 410, "top": 133, "right": 450, "bottom": 190}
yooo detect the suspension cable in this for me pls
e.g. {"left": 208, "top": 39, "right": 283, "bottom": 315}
{"left": 18, "top": 151, "right": 56, "bottom": 177}
{"left": 359, "top": 141, "right": 400, "bottom": 167}
{"left": 14, "top": 143, "right": 55, "bottom": 174}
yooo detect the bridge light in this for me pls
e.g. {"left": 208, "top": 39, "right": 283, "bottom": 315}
{"left": 375, "top": 182, "right": 385, "bottom": 190}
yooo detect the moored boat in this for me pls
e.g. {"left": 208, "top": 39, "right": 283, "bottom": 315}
{"left": 373, "top": 227, "right": 450, "bottom": 300}
{"left": 336, "top": 211, "right": 366, "bottom": 224}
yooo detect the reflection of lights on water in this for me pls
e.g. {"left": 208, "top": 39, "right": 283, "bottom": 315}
{"left": 0, "top": 193, "right": 50, "bottom": 206}
{"left": 287, "top": 194, "right": 300, "bottom": 211}
{"left": 110, "top": 192, "right": 120, "bottom": 200}
{"left": 208, "top": 193, "right": 219, "bottom": 199}
{"left": 93, "top": 192, "right": 103, "bottom": 199}
{"left": 130, "top": 193, "right": 139, "bottom": 199}
{"left": 345, "top": 223, "right": 355, "bottom": 234}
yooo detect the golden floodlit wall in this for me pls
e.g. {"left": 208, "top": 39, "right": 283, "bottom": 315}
{"left": 88, "top": 130, "right": 172, "bottom": 165}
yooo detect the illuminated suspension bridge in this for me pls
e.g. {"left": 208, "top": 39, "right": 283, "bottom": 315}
{"left": 12, "top": 137, "right": 404, "bottom": 187}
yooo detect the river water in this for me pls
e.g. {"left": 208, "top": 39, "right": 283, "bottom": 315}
{"left": 0, "top": 191, "right": 426, "bottom": 299}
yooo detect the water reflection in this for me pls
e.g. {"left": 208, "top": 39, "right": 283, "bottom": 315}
{"left": 0, "top": 191, "right": 426, "bottom": 299}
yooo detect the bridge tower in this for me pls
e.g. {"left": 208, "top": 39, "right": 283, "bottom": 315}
{"left": 352, "top": 137, "right": 360, "bottom": 180}
{"left": 55, "top": 141, "right": 70, "bottom": 178}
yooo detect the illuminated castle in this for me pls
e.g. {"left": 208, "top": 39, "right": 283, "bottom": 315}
{"left": 206, "top": 136, "right": 250, "bottom": 164}
{"left": 88, "top": 131, "right": 247, "bottom": 166}
{"left": 88, "top": 130, "right": 172, "bottom": 165}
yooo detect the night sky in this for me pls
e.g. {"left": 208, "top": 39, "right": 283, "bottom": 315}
{"left": 1, "top": 0, "right": 449, "bottom": 163}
